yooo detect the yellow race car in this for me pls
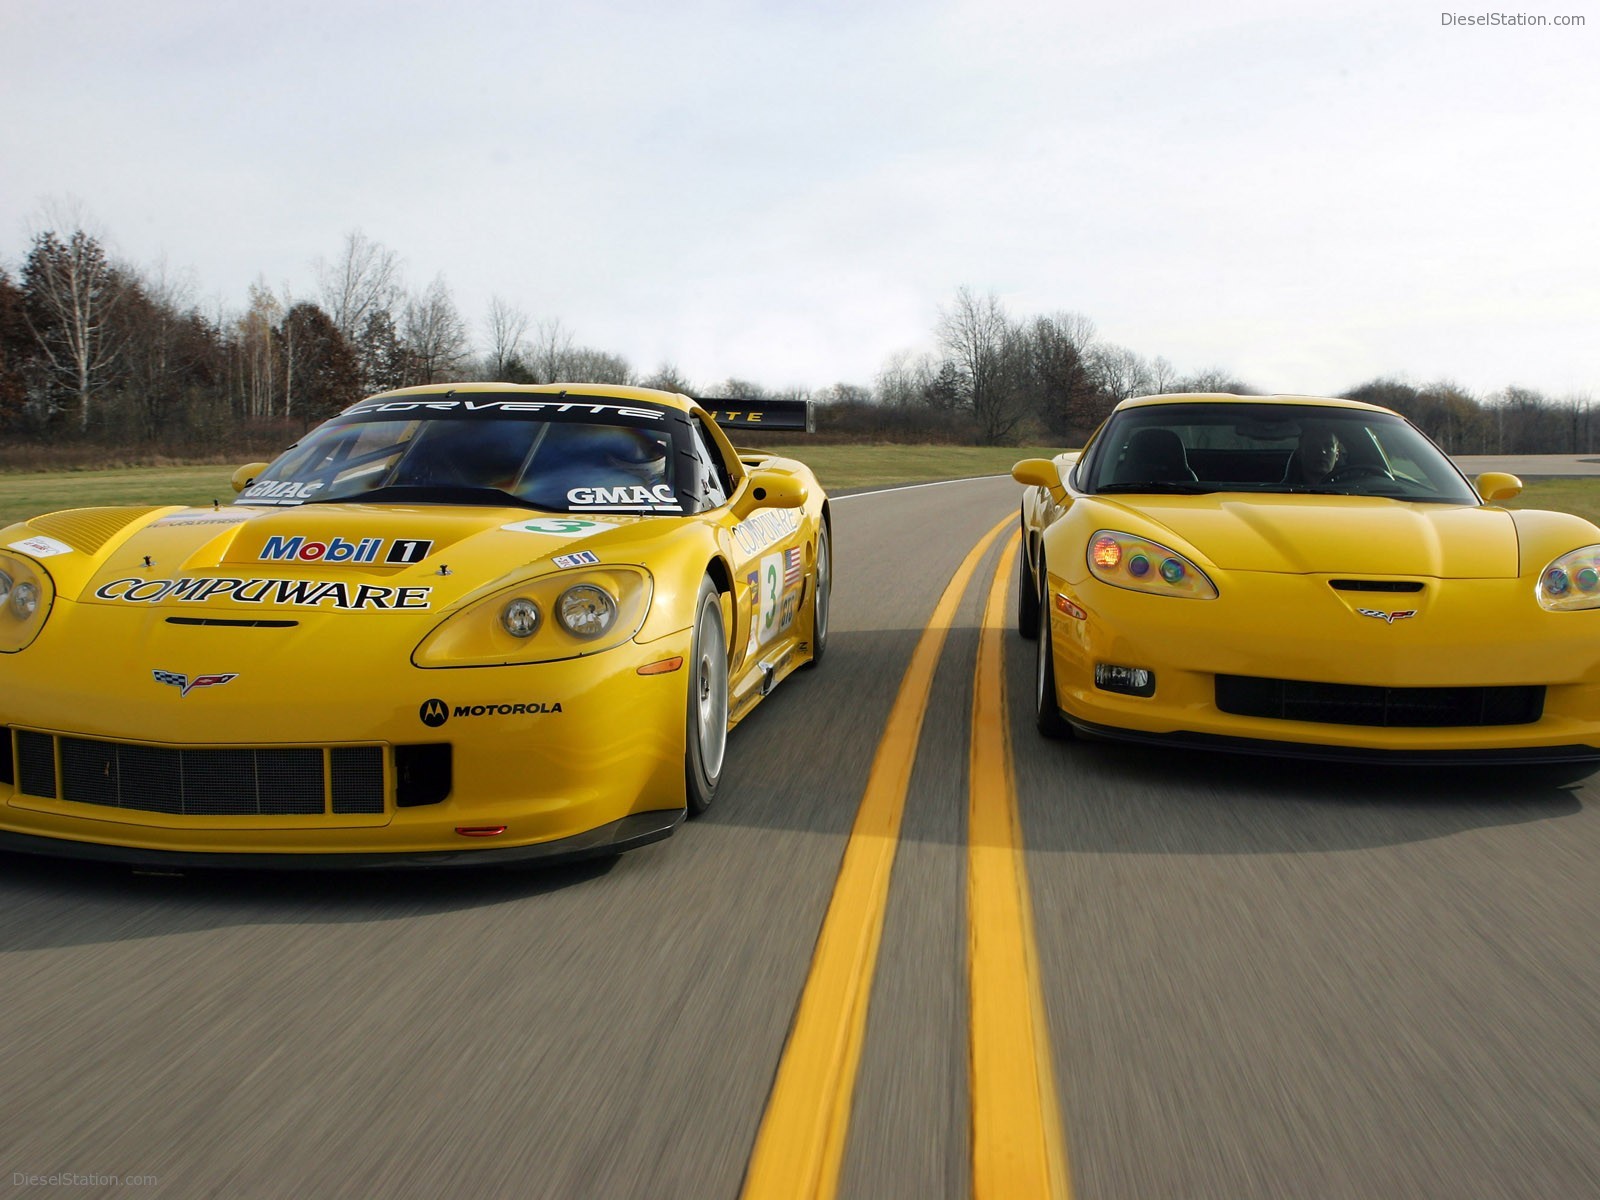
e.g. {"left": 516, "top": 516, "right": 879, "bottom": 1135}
{"left": 0, "top": 384, "right": 830, "bottom": 866}
{"left": 1013, "top": 393, "right": 1600, "bottom": 765}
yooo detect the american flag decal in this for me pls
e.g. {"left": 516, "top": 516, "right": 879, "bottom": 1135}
{"left": 784, "top": 548, "right": 802, "bottom": 588}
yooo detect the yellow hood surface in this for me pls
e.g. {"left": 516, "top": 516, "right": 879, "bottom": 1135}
{"left": 1104, "top": 495, "right": 1521, "bottom": 578}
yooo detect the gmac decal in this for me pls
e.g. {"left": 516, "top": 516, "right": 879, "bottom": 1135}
{"left": 566, "top": 485, "right": 681, "bottom": 513}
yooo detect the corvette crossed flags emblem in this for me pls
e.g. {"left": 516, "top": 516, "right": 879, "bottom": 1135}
{"left": 1356, "top": 608, "right": 1417, "bottom": 624}
{"left": 152, "top": 669, "right": 238, "bottom": 697}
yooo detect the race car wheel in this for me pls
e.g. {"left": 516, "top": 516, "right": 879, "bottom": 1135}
{"left": 1018, "top": 534, "right": 1040, "bottom": 639}
{"left": 686, "top": 576, "right": 729, "bottom": 816}
{"left": 1034, "top": 565, "right": 1072, "bottom": 739}
{"left": 805, "top": 521, "right": 832, "bottom": 667}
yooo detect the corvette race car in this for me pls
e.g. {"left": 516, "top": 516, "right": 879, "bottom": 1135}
{"left": 1013, "top": 393, "right": 1600, "bottom": 765}
{"left": 0, "top": 383, "right": 830, "bottom": 866}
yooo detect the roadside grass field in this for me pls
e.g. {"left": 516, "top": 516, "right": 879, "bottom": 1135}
{"left": 0, "top": 450, "right": 1597, "bottom": 528}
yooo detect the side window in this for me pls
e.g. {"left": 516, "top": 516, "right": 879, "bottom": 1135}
{"left": 689, "top": 416, "right": 733, "bottom": 511}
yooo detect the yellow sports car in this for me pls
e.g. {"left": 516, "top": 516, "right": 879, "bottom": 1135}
{"left": 1013, "top": 393, "right": 1600, "bottom": 765}
{"left": 0, "top": 383, "right": 830, "bottom": 866}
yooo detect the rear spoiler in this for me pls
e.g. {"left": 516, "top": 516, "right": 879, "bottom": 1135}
{"left": 695, "top": 397, "right": 814, "bottom": 433}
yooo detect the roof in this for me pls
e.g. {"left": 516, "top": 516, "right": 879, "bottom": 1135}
{"left": 1116, "top": 393, "right": 1397, "bottom": 417}
{"left": 357, "top": 382, "right": 697, "bottom": 413}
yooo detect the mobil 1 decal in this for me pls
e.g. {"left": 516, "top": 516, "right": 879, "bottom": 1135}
{"left": 259, "top": 535, "right": 433, "bottom": 565}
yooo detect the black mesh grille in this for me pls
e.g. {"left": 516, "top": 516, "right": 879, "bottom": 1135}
{"left": 331, "top": 747, "right": 386, "bottom": 814}
{"left": 17, "top": 730, "right": 56, "bottom": 797}
{"left": 1215, "top": 675, "right": 1545, "bottom": 728}
{"left": 0, "top": 727, "right": 13, "bottom": 786}
{"left": 54, "top": 739, "right": 328, "bottom": 815}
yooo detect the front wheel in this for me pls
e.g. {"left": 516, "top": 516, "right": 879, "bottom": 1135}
{"left": 805, "top": 521, "right": 831, "bottom": 667}
{"left": 685, "top": 576, "right": 729, "bottom": 815}
{"left": 1034, "top": 565, "right": 1072, "bottom": 739}
{"left": 1018, "top": 533, "right": 1040, "bottom": 639}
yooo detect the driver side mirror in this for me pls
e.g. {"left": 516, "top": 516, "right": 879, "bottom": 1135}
{"left": 731, "top": 468, "right": 808, "bottom": 520}
{"left": 1475, "top": 472, "right": 1523, "bottom": 503}
{"left": 232, "top": 462, "right": 270, "bottom": 493}
{"left": 1012, "top": 457, "right": 1068, "bottom": 503}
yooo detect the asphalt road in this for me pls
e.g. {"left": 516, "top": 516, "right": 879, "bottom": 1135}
{"left": 4, "top": 476, "right": 1600, "bottom": 1199}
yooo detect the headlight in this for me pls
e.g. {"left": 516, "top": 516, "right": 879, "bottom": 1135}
{"left": 556, "top": 585, "right": 617, "bottom": 639}
{"left": 414, "top": 566, "right": 652, "bottom": 667}
{"left": 1538, "top": 544, "right": 1600, "bottom": 611}
{"left": 1086, "top": 530, "right": 1217, "bottom": 599}
{"left": 500, "top": 598, "right": 541, "bottom": 638}
{"left": 0, "top": 552, "right": 55, "bottom": 652}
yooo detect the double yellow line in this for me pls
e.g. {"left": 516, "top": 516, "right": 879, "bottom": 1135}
{"left": 742, "top": 517, "right": 1069, "bottom": 1200}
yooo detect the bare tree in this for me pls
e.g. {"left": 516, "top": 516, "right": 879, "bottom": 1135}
{"left": 563, "top": 346, "right": 633, "bottom": 384}
{"left": 527, "top": 318, "right": 575, "bottom": 383}
{"left": 21, "top": 226, "right": 125, "bottom": 430}
{"left": 875, "top": 350, "right": 937, "bottom": 408}
{"left": 938, "top": 287, "right": 1027, "bottom": 443}
{"left": 401, "top": 275, "right": 470, "bottom": 385}
{"left": 639, "top": 363, "right": 693, "bottom": 394}
{"left": 1023, "top": 312, "right": 1100, "bottom": 438}
{"left": 483, "top": 295, "right": 529, "bottom": 380}
{"left": 1088, "top": 344, "right": 1155, "bottom": 405}
{"left": 316, "top": 231, "right": 402, "bottom": 341}
{"left": 1174, "top": 367, "right": 1252, "bottom": 395}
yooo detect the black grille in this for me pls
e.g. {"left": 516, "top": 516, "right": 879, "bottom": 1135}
{"left": 21, "top": 735, "right": 387, "bottom": 816}
{"left": 17, "top": 730, "right": 56, "bottom": 797}
{"left": 0, "top": 726, "right": 13, "bottom": 786}
{"left": 1215, "top": 675, "right": 1544, "bottom": 728}
{"left": 331, "top": 747, "right": 386, "bottom": 814}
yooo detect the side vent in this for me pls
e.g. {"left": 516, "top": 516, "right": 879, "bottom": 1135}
{"left": 0, "top": 727, "right": 13, "bottom": 786}
{"left": 395, "top": 744, "right": 452, "bottom": 807}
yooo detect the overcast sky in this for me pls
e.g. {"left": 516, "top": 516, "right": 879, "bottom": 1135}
{"left": 2, "top": 0, "right": 1594, "bottom": 398}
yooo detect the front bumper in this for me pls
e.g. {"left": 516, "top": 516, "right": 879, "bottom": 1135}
{"left": 0, "top": 601, "right": 695, "bottom": 860}
{"left": 1043, "top": 569, "right": 1600, "bottom": 758}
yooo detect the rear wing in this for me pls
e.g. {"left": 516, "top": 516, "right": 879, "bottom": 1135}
{"left": 695, "top": 397, "right": 814, "bottom": 433}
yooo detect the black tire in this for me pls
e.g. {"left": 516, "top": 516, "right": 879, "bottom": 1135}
{"left": 805, "top": 521, "right": 831, "bottom": 667}
{"left": 1034, "top": 563, "right": 1072, "bottom": 739}
{"left": 1018, "top": 534, "right": 1040, "bottom": 639}
{"left": 685, "top": 576, "right": 729, "bottom": 816}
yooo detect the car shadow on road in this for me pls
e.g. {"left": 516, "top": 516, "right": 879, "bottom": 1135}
{"left": 0, "top": 849, "right": 622, "bottom": 952}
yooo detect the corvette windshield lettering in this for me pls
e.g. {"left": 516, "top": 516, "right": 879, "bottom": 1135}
{"left": 95, "top": 576, "right": 432, "bottom": 610}
{"left": 344, "top": 399, "right": 665, "bottom": 420}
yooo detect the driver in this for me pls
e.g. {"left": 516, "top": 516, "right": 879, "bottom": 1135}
{"left": 1292, "top": 425, "right": 1344, "bottom": 483}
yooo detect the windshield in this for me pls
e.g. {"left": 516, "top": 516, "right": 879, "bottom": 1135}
{"left": 1079, "top": 403, "right": 1480, "bottom": 504}
{"left": 239, "top": 395, "right": 693, "bottom": 514}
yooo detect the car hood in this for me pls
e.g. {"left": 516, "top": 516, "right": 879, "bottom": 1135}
{"left": 1098, "top": 494, "right": 1521, "bottom": 578}
{"left": 25, "top": 503, "right": 665, "bottom": 614}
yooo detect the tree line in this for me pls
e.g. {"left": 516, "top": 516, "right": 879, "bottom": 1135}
{"left": 0, "top": 224, "right": 1591, "bottom": 456}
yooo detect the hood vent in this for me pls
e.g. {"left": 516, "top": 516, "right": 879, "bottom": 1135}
{"left": 165, "top": 617, "right": 299, "bottom": 628}
{"left": 1329, "top": 579, "right": 1424, "bottom": 593}
{"left": 28, "top": 506, "right": 165, "bottom": 554}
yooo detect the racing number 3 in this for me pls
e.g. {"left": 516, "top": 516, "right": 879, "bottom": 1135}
{"left": 760, "top": 552, "right": 782, "bottom": 639}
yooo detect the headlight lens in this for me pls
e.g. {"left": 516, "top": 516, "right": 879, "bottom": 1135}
{"left": 1086, "top": 530, "right": 1217, "bottom": 599}
{"left": 500, "top": 598, "right": 541, "bottom": 638}
{"left": 556, "top": 585, "right": 617, "bottom": 639}
{"left": 414, "top": 566, "right": 652, "bottom": 667}
{"left": 11, "top": 582, "right": 39, "bottom": 619}
{"left": 1538, "top": 544, "right": 1600, "bottom": 611}
{"left": 0, "top": 552, "right": 55, "bottom": 652}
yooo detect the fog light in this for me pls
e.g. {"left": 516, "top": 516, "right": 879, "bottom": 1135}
{"left": 1094, "top": 663, "right": 1155, "bottom": 697}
